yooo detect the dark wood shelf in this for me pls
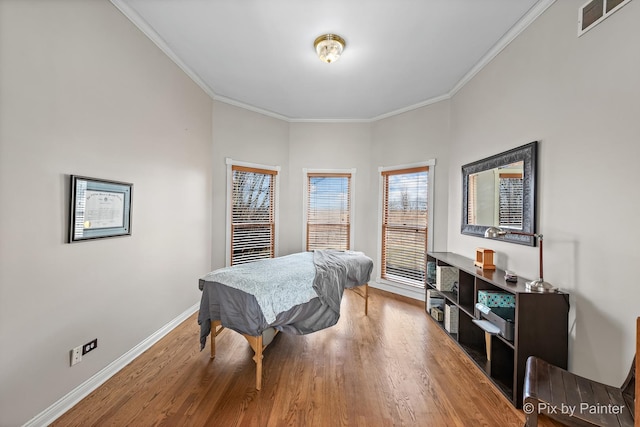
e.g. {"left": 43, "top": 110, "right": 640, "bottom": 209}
{"left": 428, "top": 251, "right": 528, "bottom": 294}
{"left": 426, "top": 314, "right": 459, "bottom": 340}
{"left": 496, "top": 332, "right": 515, "bottom": 350}
{"left": 438, "top": 290, "right": 458, "bottom": 303}
{"left": 456, "top": 334, "right": 514, "bottom": 402}
{"left": 458, "top": 303, "right": 475, "bottom": 318}
{"left": 426, "top": 252, "right": 569, "bottom": 408}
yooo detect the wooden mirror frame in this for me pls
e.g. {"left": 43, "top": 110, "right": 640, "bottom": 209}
{"left": 461, "top": 141, "right": 538, "bottom": 246}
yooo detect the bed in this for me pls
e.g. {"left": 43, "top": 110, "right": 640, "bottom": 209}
{"left": 197, "top": 249, "right": 374, "bottom": 390}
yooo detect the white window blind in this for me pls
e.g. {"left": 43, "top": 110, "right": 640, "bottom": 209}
{"left": 381, "top": 166, "right": 429, "bottom": 287}
{"left": 468, "top": 174, "right": 478, "bottom": 225}
{"left": 306, "top": 173, "right": 351, "bottom": 251}
{"left": 231, "top": 165, "right": 277, "bottom": 265}
{"left": 498, "top": 173, "right": 523, "bottom": 229}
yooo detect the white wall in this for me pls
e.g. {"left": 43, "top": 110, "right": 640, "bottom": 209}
{"left": 287, "top": 123, "right": 374, "bottom": 257}
{"left": 5, "top": 0, "right": 637, "bottom": 424}
{"left": 448, "top": 0, "right": 640, "bottom": 384}
{"left": 210, "top": 116, "right": 378, "bottom": 261}
{"left": 372, "top": 102, "right": 451, "bottom": 258}
{"left": 212, "top": 110, "right": 451, "bottom": 290}
{"left": 211, "top": 101, "right": 290, "bottom": 268}
{"left": 0, "top": 1, "right": 212, "bottom": 426}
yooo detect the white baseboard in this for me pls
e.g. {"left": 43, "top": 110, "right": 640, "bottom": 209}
{"left": 371, "top": 279, "right": 426, "bottom": 302}
{"left": 23, "top": 303, "right": 199, "bottom": 427}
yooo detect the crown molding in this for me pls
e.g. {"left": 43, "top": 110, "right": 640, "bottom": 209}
{"left": 368, "top": 94, "right": 452, "bottom": 122}
{"left": 111, "top": 0, "right": 555, "bottom": 123}
{"left": 212, "top": 94, "right": 292, "bottom": 122}
{"left": 110, "top": 0, "right": 216, "bottom": 100}
{"left": 448, "top": 0, "right": 556, "bottom": 98}
{"left": 228, "top": 93, "right": 453, "bottom": 124}
{"left": 288, "top": 117, "right": 375, "bottom": 124}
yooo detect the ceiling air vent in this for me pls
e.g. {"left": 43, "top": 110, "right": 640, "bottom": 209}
{"left": 578, "top": 0, "right": 632, "bottom": 36}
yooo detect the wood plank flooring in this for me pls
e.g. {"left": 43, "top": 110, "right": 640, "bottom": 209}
{"left": 52, "top": 288, "right": 564, "bottom": 426}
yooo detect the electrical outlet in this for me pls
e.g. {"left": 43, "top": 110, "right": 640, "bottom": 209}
{"left": 82, "top": 338, "right": 98, "bottom": 355}
{"left": 70, "top": 346, "right": 82, "bottom": 366}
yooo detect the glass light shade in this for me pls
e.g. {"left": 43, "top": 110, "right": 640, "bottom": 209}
{"left": 314, "top": 34, "right": 345, "bottom": 63}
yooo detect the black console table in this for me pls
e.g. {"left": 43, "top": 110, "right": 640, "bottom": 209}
{"left": 426, "top": 252, "right": 569, "bottom": 407}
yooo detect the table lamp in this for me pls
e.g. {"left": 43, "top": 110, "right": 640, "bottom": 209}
{"left": 484, "top": 226, "right": 556, "bottom": 293}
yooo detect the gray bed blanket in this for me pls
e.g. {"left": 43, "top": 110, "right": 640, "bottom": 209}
{"left": 311, "top": 249, "right": 373, "bottom": 315}
{"left": 198, "top": 250, "right": 373, "bottom": 349}
{"left": 199, "top": 252, "right": 317, "bottom": 324}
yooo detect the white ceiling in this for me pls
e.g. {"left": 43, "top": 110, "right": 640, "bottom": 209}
{"left": 113, "top": 0, "right": 552, "bottom": 122}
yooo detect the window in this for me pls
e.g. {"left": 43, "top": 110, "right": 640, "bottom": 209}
{"left": 498, "top": 173, "right": 523, "bottom": 229}
{"left": 467, "top": 173, "right": 478, "bottom": 225}
{"left": 466, "top": 164, "right": 523, "bottom": 228}
{"left": 227, "top": 159, "right": 279, "bottom": 266}
{"left": 305, "top": 170, "right": 354, "bottom": 251}
{"left": 380, "top": 165, "right": 430, "bottom": 287}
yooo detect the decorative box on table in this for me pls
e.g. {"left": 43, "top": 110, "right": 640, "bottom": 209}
{"left": 477, "top": 290, "right": 515, "bottom": 308}
{"left": 445, "top": 304, "right": 459, "bottom": 334}
{"left": 474, "top": 248, "right": 496, "bottom": 270}
{"left": 435, "top": 266, "right": 458, "bottom": 292}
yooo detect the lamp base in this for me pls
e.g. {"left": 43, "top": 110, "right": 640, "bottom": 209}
{"left": 525, "top": 279, "right": 556, "bottom": 293}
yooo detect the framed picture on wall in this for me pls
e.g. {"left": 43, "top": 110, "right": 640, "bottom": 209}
{"left": 68, "top": 175, "right": 133, "bottom": 243}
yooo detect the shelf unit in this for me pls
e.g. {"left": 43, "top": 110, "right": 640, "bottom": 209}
{"left": 426, "top": 252, "right": 569, "bottom": 407}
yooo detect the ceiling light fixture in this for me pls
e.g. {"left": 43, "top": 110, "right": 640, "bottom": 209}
{"left": 314, "top": 34, "right": 346, "bottom": 64}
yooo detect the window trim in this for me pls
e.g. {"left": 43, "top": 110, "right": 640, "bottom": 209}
{"left": 376, "top": 160, "right": 435, "bottom": 289}
{"left": 302, "top": 168, "right": 356, "bottom": 251}
{"left": 226, "top": 158, "right": 280, "bottom": 267}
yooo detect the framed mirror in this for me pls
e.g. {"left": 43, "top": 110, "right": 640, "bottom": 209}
{"left": 461, "top": 141, "right": 537, "bottom": 246}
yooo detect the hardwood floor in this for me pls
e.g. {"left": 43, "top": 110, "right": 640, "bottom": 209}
{"left": 52, "top": 288, "right": 564, "bottom": 426}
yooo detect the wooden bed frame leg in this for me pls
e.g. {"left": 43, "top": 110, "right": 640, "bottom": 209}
{"left": 215, "top": 326, "right": 271, "bottom": 391}
{"left": 364, "top": 283, "right": 369, "bottom": 316}
{"left": 348, "top": 283, "right": 369, "bottom": 316}
{"left": 241, "top": 334, "right": 264, "bottom": 390}
{"left": 210, "top": 320, "right": 222, "bottom": 359}
{"left": 208, "top": 281, "right": 372, "bottom": 391}
{"left": 254, "top": 335, "right": 263, "bottom": 390}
